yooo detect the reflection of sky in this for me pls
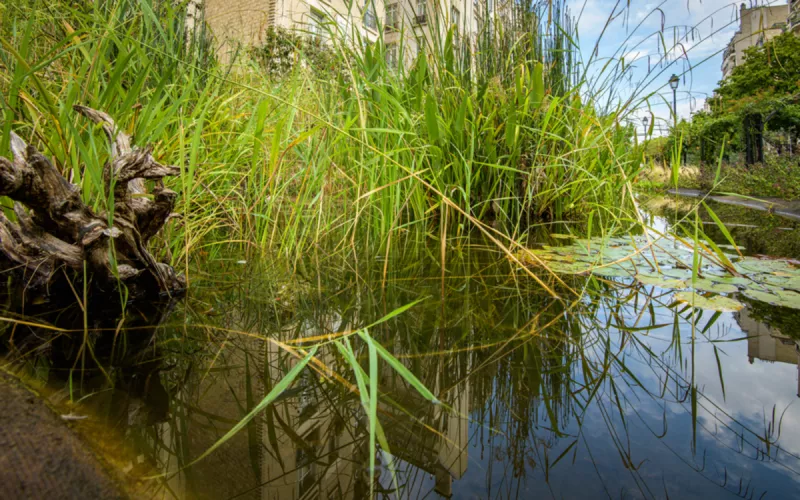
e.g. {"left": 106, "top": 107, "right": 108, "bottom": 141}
{"left": 450, "top": 287, "right": 800, "bottom": 498}
{"left": 568, "top": 0, "right": 789, "bottom": 136}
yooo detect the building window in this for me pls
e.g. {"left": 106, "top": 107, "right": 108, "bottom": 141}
{"left": 386, "top": 3, "right": 399, "bottom": 30}
{"left": 451, "top": 5, "right": 460, "bottom": 27}
{"left": 363, "top": 0, "right": 378, "bottom": 31}
{"left": 308, "top": 9, "right": 325, "bottom": 40}
{"left": 416, "top": 0, "right": 427, "bottom": 23}
{"left": 416, "top": 35, "right": 425, "bottom": 58}
{"left": 386, "top": 43, "right": 398, "bottom": 68}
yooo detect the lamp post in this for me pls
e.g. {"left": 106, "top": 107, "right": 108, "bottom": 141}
{"left": 642, "top": 116, "right": 649, "bottom": 139}
{"left": 669, "top": 74, "right": 680, "bottom": 130}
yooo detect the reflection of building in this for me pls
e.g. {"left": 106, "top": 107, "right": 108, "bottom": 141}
{"left": 154, "top": 336, "right": 363, "bottom": 499}
{"left": 379, "top": 351, "right": 471, "bottom": 497}
{"left": 721, "top": 4, "right": 786, "bottom": 79}
{"left": 154, "top": 314, "right": 474, "bottom": 499}
{"left": 737, "top": 307, "right": 800, "bottom": 397}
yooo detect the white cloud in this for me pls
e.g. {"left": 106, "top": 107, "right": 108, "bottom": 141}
{"left": 573, "top": 0, "right": 789, "bottom": 135}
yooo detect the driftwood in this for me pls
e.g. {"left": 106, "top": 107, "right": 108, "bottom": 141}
{"left": 0, "top": 106, "right": 184, "bottom": 297}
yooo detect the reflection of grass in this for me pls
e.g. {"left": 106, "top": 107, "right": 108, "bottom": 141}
{"left": 4, "top": 236, "right": 798, "bottom": 497}
{"left": 646, "top": 196, "right": 800, "bottom": 259}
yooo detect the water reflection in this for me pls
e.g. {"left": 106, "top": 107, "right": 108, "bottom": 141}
{"left": 642, "top": 195, "right": 800, "bottom": 259}
{"left": 2, "top": 230, "right": 800, "bottom": 499}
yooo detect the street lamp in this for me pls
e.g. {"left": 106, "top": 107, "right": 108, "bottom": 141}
{"left": 669, "top": 74, "right": 680, "bottom": 130}
{"left": 641, "top": 116, "right": 649, "bottom": 139}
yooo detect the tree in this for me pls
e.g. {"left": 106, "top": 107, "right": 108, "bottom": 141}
{"left": 679, "top": 32, "right": 800, "bottom": 167}
{"left": 715, "top": 32, "right": 800, "bottom": 103}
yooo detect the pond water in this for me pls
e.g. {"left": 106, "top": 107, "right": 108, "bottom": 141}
{"left": 3, "top": 196, "right": 800, "bottom": 499}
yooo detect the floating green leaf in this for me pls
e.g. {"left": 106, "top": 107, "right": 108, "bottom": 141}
{"left": 743, "top": 287, "right": 800, "bottom": 309}
{"left": 636, "top": 274, "right": 687, "bottom": 289}
{"left": 710, "top": 276, "right": 751, "bottom": 286}
{"left": 691, "top": 279, "right": 739, "bottom": 294}
{"left": 592, "top": 265, "right": 633, "bottom": 278}
{"left": 673, "top": 292, "right": 744, "bottom": 312}
{"left": 741, "top": 289, "right": 783, "bottom": 307}
{"left": 518, "top": 235, "right": 800, "bottom": 311}
{"left": 661, "top": 268, "right": 694, "bottom": 280}
{"left": 735, "top": 258, "right": 796, "bottom": 275}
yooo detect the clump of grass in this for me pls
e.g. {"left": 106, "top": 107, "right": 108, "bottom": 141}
{"left": 1, "top": 0, "right": 645, "bottom": 268}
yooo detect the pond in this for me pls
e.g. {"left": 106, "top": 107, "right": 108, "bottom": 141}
{"left": 3, "top": 195, "right": 800, "bottom": 499}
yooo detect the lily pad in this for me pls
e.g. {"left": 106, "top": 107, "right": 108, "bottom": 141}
{"left": 755, "top": 275, "right": 800, "bottom": 292}
{"left": 735, "top": 258, "right": 796, "bottom": 275}
{"left": 547, "top": 261, "right": 591, "bottom": 274}
{"left": 775, "top": 288, "right": 800, "bottom": 305}
{"left": 691, "top": 279, "right": 739, "bottom": 294}
{"left": 717, "top": 244, "right": 744, "bottom": 251}
{"left": 710, "top": 276, "right": 752, "bottom": 286}
{"left": 746, "top": 287, "right": 800, "bottom": 309}
{"left": 592, "top": 266, "right": 633, "bottom": 278}
{"left": 600, "top": 247, "right": 633, "bottom": 260}
{"left": 636, "top": 274, "right": 687, "bottom": 289}
{"left": 518, "top": 235, "right": 800, "bottom": 311}
{"left": 661, "top": 268, "right": 694, "bottom": 280}
{"left": 741, "top": 289, "right": 783, "bottom": 307}
{"left": 673, "top": 292, "right": 744, "bottom": 312}
{"left": 701, "top": 267, "right": 730, "bottom": 277}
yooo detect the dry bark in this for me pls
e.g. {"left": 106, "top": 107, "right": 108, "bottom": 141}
{"left": 0, "top": 105, "right": 185, "bottom": 297}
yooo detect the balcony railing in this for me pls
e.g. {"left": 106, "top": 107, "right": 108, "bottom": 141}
{"left": 416, "top": 14, "right": 427, "bottom": 24}
{"left": 722, "top": 45, "right": 733, "bottom": 61}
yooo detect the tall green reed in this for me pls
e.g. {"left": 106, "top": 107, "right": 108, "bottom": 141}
{"left": 1, "top": 0, "right": 644, "bottom": 266}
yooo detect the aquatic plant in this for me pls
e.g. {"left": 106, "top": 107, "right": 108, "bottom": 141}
{"left": 0, "top": 0, "right": 645, "bottom": 265}
{"left": 517, "top": 231, "right": 800, "bottom": 311}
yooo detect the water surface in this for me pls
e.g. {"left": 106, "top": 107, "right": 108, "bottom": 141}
{"left": 3, "top": 197, "right": 800, "bottom": 499}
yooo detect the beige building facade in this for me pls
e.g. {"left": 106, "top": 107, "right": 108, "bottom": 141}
{"left": 204, "top": 0, "right": 384, "bottom": 61}
{"left": 200, "top": 0, "right": 493, "bottom": 68}
{"left": 721, "top": 3, "right": 787, "bottom": 79}
{"left": 381, "top": 0, "right": 481, "bottom": 68}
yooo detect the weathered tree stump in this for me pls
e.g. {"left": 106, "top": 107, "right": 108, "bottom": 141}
{"left": 0, "top": 106, "right": 185, "bottom": 298}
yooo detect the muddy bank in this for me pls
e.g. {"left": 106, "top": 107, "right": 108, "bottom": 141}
{"left": 0, "top": 370, "right": 126, "bottom": 500}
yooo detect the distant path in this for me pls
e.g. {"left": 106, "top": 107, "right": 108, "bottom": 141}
{"left": 668, "top": 189, "right": 800, "bottom": 222}
{"left": 0, "top": 370, "right": 126, "bottom": 499}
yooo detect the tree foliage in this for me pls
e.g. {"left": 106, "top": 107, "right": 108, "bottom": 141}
{"left": 675, "top": 32, "right": 800, "bottom": 168}
{"left": 715, "top": 32, "right": 800, "bottom": 103}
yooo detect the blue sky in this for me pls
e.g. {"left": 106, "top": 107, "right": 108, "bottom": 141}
{"left": 569, "top": 0, "right": 790, "bottom": 136}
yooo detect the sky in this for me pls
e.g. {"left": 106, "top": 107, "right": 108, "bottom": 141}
{"left": 567, "top": 0, "right": 790, "bottom": 136}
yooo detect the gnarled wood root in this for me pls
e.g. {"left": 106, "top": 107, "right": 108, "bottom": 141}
{"left": 0, "top": 105, "right": 185, "bottom": 298}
